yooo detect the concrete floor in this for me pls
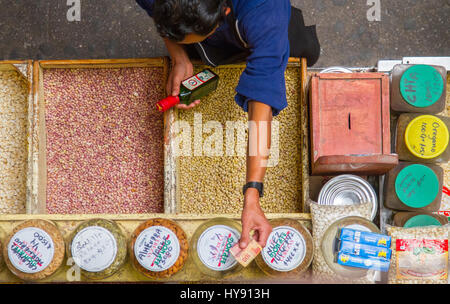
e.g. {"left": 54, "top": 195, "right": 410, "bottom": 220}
{"left": 0, "top": 0, "right": 448, "bottom": 67}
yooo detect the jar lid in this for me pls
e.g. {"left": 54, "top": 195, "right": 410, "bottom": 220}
{"left": 7, "top": 227, "right": 55, "bottom": 274}
{"left": 134, "top": 226, "right": 180, "bottom": 272}
{"left": 400, "top": 65, "right": 444, "bottom": 108}
{"left": 404, "top": 115, "right": 449, "bottom": 159}
{"left": 261, "top": 226, "right": 307, "bottom": 272}
{"left": 196, "top": 224, "right": 240, "bottom": 272}
{"left": 395, "top": 164, "right": 440, "bottom": 208}
{"left": 71, "top": 226, "right": 118, "bottom": 273}
{"left": 403, "top": 215, "right": 442, "bottom": 228}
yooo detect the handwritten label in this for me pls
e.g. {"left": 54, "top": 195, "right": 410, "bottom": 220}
{"left": 182, "top": 70, "right": 216, "bottom": 91}
{"left": 261, "top": 226, "right": 306, "bottom": 272}
{"left": 134, "top": 226, "right": 180, "bottom": 272}
{"left": 197, "top": 225, "right": 240, "bottom": 271}
{"left": 395, "top": 164, "right": 439, "bottom": 208}
{"left": 7, "top": 227, "right": 55, "bottom": 274}
{"left": 400, "top": 65, "right": 444, "bottom": 108}
{"left": 71, "top": 226, "right": 117, "bottom": 272}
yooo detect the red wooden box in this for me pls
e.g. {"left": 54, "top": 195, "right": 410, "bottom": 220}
{"left": 309, "top": 72, "right": 398, "bottom": 176}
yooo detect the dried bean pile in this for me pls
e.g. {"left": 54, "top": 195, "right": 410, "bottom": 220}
{"left": 177, "top": 66, "right": 302, "bottom": 214}
{"left": 44, "top": 67, "right": 165, "bottom": 214}
{"left": 310, "top": 201, "right": 374, "bottom": 284}
{"left": 0, "top": 71, "right": 28, "bottom": 214}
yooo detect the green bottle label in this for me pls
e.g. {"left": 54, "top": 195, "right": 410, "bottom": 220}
{"left": 400, "top": 65, "right": 444, "bottom": 108}
{"left": 182, "top": 70, "right": 216, "bottom": 91}
{"left": 395, "top": 164, "right": 440, "bottom": 208}
{"left": 403, "top": 215, "right": 442, "bottom": 228}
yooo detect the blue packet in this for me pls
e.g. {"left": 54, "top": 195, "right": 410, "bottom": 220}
{"left": 339, "top": 228, "right": 391, "bottom": 248}
{"left": 339, "top": 240, "right": 392, "bottom": 260}
{"left": 336, "top": 252, "right": 390, "bottom": 272}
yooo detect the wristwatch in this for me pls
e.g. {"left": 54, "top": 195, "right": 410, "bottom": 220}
{"left": 243, "top": 182, "right": 264, "bottom": 198}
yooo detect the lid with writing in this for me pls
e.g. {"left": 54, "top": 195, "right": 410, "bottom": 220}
{"left": 404, "top": 215, "right": 442, "bottom": 228}
{"left": 395, "top": 164, "right": 440, "bottom": 208}
{"left": 261, "top": 226, "right": 306, "bottom": 272}
{"left": 71, "top": 226, "right": 117, "bottom": 273}
{"left": 404, "top": 115, "right": 449, "bottom": 159}
{"left": 400, "top": 65, "right": 444, "bottom": 108}
{"left": 7, "top": 227, "right": 55, "bottom": 274}
{"left": 197, "top": 225, "right": 240, "bottom": 271}
{"left": 134, "top": 226, "right": 180, "bottom": 272}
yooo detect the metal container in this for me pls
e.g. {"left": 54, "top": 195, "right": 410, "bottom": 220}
{"left": 318, "top": 175, "right": 378, "bottom": 220}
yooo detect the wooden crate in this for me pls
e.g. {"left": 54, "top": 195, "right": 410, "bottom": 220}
{"left": 309, "top": 72, "right": 398, "bottom": 176}
{"left": 0, "top": 57, "right": 313, "bottom": 283}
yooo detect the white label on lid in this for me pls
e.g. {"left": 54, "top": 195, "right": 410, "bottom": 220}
{"left": 71, "top": 226, "right": 117, "bottom": 272}
{"left": 262, "top": 226, "right": 306, "bottom": 272}
{"left": 134, "top": 226, "right": 180, "bottom": 272}
{"left": 197, "top": 225, "right": 240, "bottom": 271}
{"left": 8, "top": 227, "right": 55, "bottom": 274}
{"left": 182, "top": 70, "right": 216, "bottom": 91}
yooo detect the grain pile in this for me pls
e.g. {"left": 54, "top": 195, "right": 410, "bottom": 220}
{"left": 0, "top": 71, "right": 28, "bottom": 214}
{"left": 309, "top": 201, "right": 375, "bottom": 284}
{"left": 44, "top": 67, "right": 165, "bottom": 214}
{"left": 177, "top": 66, "right": 302, "bottom": 214}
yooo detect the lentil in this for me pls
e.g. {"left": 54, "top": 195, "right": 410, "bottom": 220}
{"left": 309, "top": 200, "right": 375, "bottom": 283}
{"left": 68, "top": 219, "right": 127, "bottom": 280}
{"left": 3, "top": 219, "right": 65, "bottom": 281}
{"left": 387, "top": 225, "right": 449, "bottom": 284}
{"left": 177, "top": 66, "right": 302, "bottom": 214}
{"left": 43, "top": 67, "right": 165, "bottom": 214}
{"left": 0, "top": 71, "right": 28, "bottom": 214}
{"left": 130, "top": 218, "right": 189, "bottom": 279}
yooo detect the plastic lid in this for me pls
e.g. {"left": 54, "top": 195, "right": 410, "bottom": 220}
{"left": 71, "top": 226, "right": 118, "bottom": 272}
{"left": 405, "top": 115, "right": 449, "bottom": 159}
{"left": 261, "top": 226, "right": 306, "bottom": 272}
{"left": 8, "top": 227, "right": 55, "bottom": 274}
{"left": 400, "top": 65, "right": 444, "bottom": 108}
{"left": 134, "top": 226, "right": 180, "bottom": 272}
{"left": 403, "top": 215, "right": 442, "bottom": 228}
{"left": 196, "top": 225, "right": 240, "bottom": 271}
{"left": 395, "top": 164, "right": 440, "bottom": 208}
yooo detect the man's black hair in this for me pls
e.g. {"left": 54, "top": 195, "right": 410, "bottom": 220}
{"left": 153, "top": 0, "right": 228, "bottom": 42}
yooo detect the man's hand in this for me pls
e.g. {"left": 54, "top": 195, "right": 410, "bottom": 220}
{"left": 163, "top": 38, "right": 200, "bottom": 110}
{"left": 239, "top": 188, "right": 272, "bottom": 249}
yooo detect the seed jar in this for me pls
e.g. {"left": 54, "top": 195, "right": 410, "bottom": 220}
{"left": 130, "top": 218, "right": 189, "bottom": 279}
{"left": 191, "top": 218, "right": 242, "bottom": 279}
{"left": 395, "top": 113, "right": 450, "bottom": 163}
{"left": 393, "top": 212, "right": 448, "bottom": 228}
{"left": 390, "top": 64, "right": 447, "bottom": 114}
{"left": 68, "top": 219, "right": 127, "bottom": 280}
{"left": 384, "top": 162, "right": 443, "bottom": 212}
{"left": 255, "top": 218, "right": 314, "bottom": 278}
{"left": 3, "top": 220, "right": 65, "bottom": 281}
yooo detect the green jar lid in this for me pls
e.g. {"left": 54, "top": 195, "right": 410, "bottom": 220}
{"left": 395, "top": 164, "right": 440, "bottom": 208}
{"left": 400, "top": 65, "right": 444, "bottom": 108}
{"left": 403, "top": 215, "right": 442, "bottom": 228}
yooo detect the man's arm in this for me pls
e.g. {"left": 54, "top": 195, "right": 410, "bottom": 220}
{"left": 239, "top": 101, "right": 273, "bottom": 249}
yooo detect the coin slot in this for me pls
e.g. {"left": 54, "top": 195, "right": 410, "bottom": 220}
{"left": 348, "top": 113, "right": 351, "bottom": 130}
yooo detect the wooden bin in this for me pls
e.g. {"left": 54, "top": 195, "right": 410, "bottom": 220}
{"left": 309, "top": 72, "right": 398, "bottom": 176}
{"left": 0, "top": 58, "right": 312, "bottom": 283}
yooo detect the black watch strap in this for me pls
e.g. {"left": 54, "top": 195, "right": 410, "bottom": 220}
{"left": 243, "top": 182, "right": 264, "bottom": 198}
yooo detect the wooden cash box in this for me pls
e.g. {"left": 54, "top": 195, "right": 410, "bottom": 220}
{"left": 309, "top": 72, "right": 398, "bottom": 176}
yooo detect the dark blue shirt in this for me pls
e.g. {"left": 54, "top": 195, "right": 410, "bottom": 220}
{"left": 136, "top": 0, "right": 291, "bottom": 116}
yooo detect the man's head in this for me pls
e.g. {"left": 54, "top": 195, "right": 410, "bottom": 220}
{"left": 153, "top": 0, "right": 230, "bottom": 44}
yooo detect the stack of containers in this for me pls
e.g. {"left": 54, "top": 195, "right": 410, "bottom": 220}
{"left": 385, "top": 64, "right": 449, "bottom": 228}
